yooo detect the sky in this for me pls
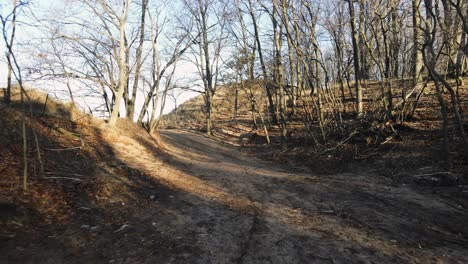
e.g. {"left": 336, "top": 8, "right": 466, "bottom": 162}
{"left": 0, "top": 0, "right": 201, "bottom": 120}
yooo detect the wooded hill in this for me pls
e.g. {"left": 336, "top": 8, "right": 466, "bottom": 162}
{"left": 161, "top": 77, "right": 467, "bottom": 175}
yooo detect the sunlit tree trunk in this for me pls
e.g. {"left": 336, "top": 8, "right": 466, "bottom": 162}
{"left": 108, "top": 0, "right": 132, "bottom": 127}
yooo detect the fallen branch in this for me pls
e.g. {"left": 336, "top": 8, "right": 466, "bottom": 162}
{"left": 324, "top": 131, "right": 358, "bottom": 152}
{"left": 46, "top": 146, "right": 82, "bottom": 151}
{"left": 381, "top": 136, "right": 394, "bottom": 145}
{"left": 413, "top": 171, "right": 455, "bottom": 177}
{"left": 42, "top": 176, "right": 82, "bottom": 181}
{"left": 42, "top": 119, "right": 81, "bottom": 139}
{"left": 45, "top": 171, "right": 84, "bottom": 177}
{"left": 114, "top": 224, "right": 129, "bottom": 233}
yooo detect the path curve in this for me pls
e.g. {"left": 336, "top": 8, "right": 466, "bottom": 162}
{"left": 151, "top": 129, "right": 467, "bottom": 264}
{"left": 108, "top": 128, "right": 468, "bottom": 263}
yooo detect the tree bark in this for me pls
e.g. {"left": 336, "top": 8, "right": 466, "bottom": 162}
{"left": 347, "top": 0, "right": 363, "bottom": 116}
{"left": 4, "top": 0, "right": 18, "bottom": 105}
{"left": 108, "top": 0, "right": 131, "bottom": 127}
{"left": 247, "top": 0, "right": 277, "bottom": 124}
{"left": 127, "top": 0, "right": 148, "bottom": 121}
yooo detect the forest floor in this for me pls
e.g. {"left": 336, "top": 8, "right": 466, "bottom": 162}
{"left": 2, "top": 112, "right": 468, "bottom": 263}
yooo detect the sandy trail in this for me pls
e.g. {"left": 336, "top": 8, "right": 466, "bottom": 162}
{"left": 6, "top": 127, "right": 466, "bottom": 264}
{"left": 106, "top": 129, "right": 467, "bottom": 263}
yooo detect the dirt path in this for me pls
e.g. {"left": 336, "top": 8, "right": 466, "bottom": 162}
{"left": 109, "top": 129, "right": 467, "bottom": 263}
{"left": 4, "top": 128, "right": 467, "bottom": 264}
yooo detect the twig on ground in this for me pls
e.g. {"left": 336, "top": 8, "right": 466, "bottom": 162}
{"left": 114, "top": 224, "right": 129, "bottom": 233}
{"left": 43, "top": 176, "right": 82, "bottom": 181}
{"left": 45, "top": 172, "right": 84, "bottom": 177}
{"left": 46, "top": 146, "right": 82, "bottom": 151}
{"left": 324, "top": 131, "right": 358, "bottom": 152}
{"left": 381, "top": 136, "right": 394, "bottom": 145}
{"left": 413, "top": 172, "right": 454, "bottom": 177}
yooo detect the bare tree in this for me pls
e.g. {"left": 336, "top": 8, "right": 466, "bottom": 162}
{"left": 421, "top": 0, "right": 467, "bottom": 167}
{"left": 247, "top": 0, "right": 277, "bottom": 124}
{"left": 2, "top": 0, "right": 19, "bottom": 105}
{"left": 105, "top": 0, "right": 132, "bottom": 126}
{"left": 347, "top": 0, "right": 363, "bottom": 117}
{"left": 126, "top": 0, "right": 149, "bottom": 121}
{"left": 136, "top": 1, "right": 195, "bottom": 129}
{"left": 182, "top": 0, "right": 229, "bottom": 136}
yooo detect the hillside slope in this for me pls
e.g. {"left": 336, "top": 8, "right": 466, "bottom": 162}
{"left": 161, "top": 80, "right": 268, "bottom": 131}
{"left": 161, "top": 79, "right": 468, "bottom": 176}
{"left": 0, "top": 89, "right": 169, "bottom": 262}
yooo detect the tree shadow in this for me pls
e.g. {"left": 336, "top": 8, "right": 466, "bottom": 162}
{"left": 128, "top": 129, "right": 468, "bottom": 263}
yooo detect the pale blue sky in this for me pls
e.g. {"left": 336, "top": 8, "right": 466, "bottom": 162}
{"left": 1, "top": 0, "right": 201, "bottom": 118}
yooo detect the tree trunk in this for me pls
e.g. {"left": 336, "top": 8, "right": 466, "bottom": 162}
{"left": 196, "top": 0, "right": 214, "bottom": 136}
{"left": 272, "top": 0, "right": 287, "bottom": 143}
{"left": 127, "top": 0, "right": 148, "bottom": 121}
{"left": 4, "top": 0, "right": 18, "bottom": 105}
{"left": 347, "top": 0, "right": 363, "bottom": 116}
{"left": 108, "top": 1, "right": 131, "bottom": 127}
{"left": 247, "top": 0, "right": 277, "bottom": 124}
